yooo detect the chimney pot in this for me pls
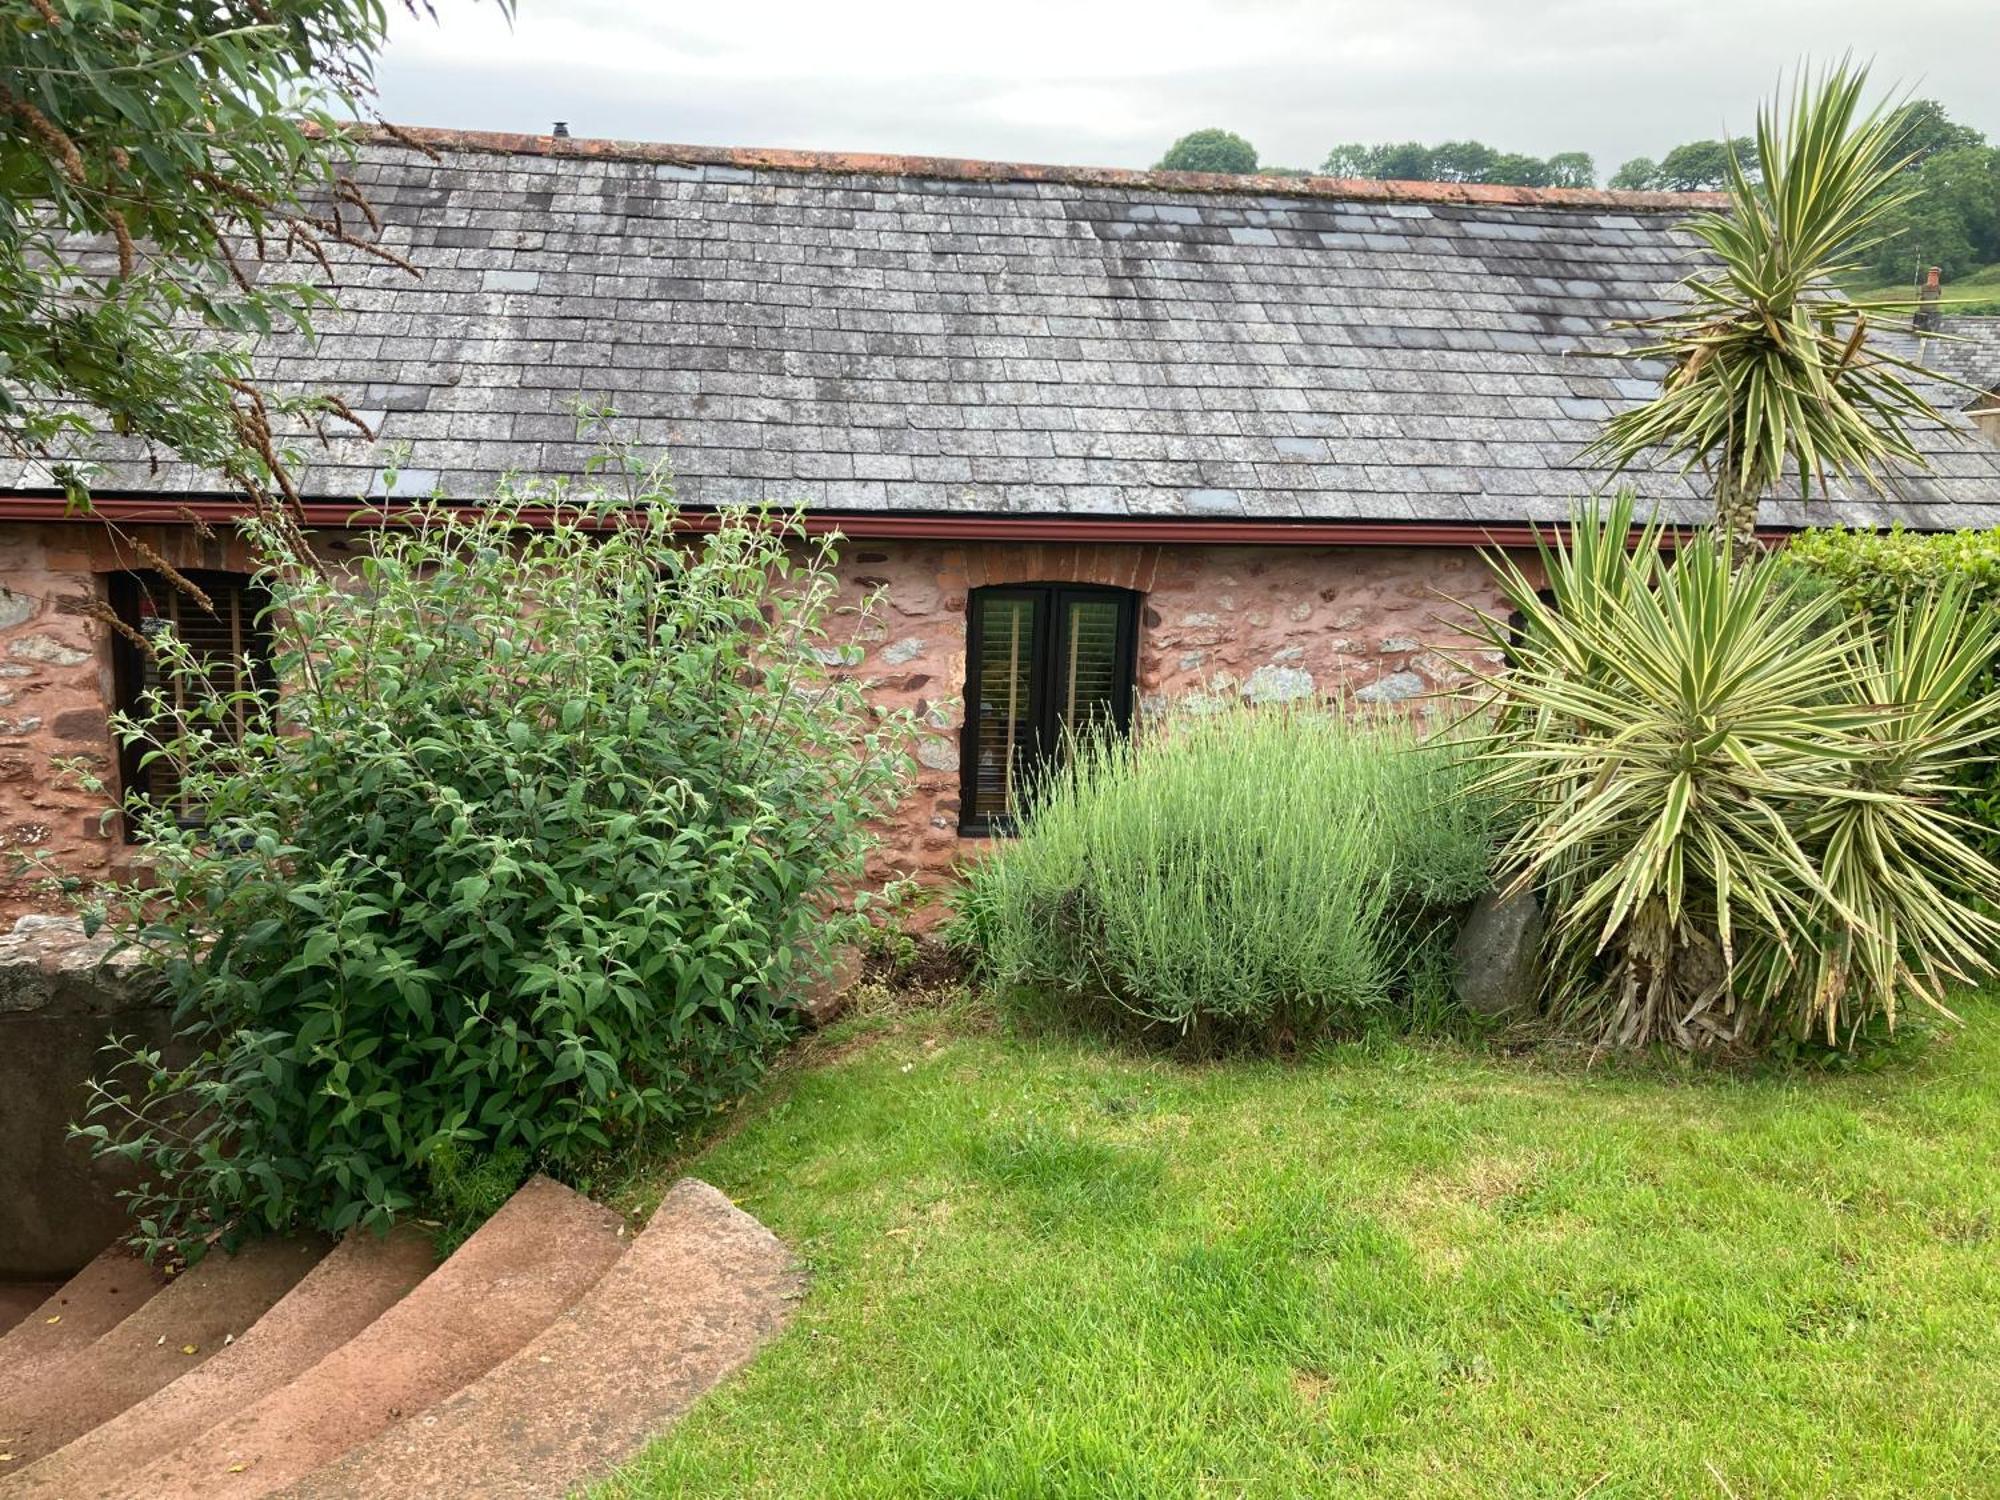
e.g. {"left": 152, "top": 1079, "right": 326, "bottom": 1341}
{"left": 552, "top": 121, "right": 570, "bottom": 138}
{"left": 1915, "top": 265, "right": 1944, "bottom": 334}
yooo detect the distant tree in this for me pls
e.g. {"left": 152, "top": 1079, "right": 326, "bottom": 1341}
{"left": 1655, "top": 136, "right": 1759, "bottom": 190}
{"left": 1430, "top": 140, "right": 1498, "bottom": 183}
{"left": 1486, "top": 152, "right": 1554, "bottom": 187}
{"left": 1545, "top": 151, "right": 1597, "bottom": 189}
{"left": 1159, "top": 129, "right": 1258, "bottom": 174}
{"left": 1610, "top": 157, "right": 1662, "bottom": 190}
{"left": 1320, "top": 143, "right": 1375, "bottom": 177}
{"left": 1321, "top": 138, "right": 1592, "bottom": 187}
{"left": 1371, "top": 141, "right": 1437, "bottom": 180}
{"left": 1868, "top": 144, "right": 2000, "bottom": 283}
{"left": 1890, "top": 98, "right": 1986, "bottom": 165}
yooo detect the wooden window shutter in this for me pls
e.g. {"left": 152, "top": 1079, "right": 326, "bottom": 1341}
{"left": 960, "top": 585, "right": 1137, "bottom": 835}
{"left": 111, "top": 571, "right": 273, "bottom": 829}
{"left": 966, "top": 591, "right": 1043, "bottom": 827}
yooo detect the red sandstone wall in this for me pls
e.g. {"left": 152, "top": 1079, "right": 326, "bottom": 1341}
{"left": 0, "top": 525, "right": 1509, "bottom": 919}
{"left": 831, "top": 539, "right": 1510, "bottom": 893}
{"left": 0, "top": 524, "right": 259, "bottom": 915}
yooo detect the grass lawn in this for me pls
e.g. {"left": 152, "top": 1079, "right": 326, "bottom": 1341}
{"left": 596, "top": 992, "right": 2000, "bottom": 1498}
{"left": 1840, "top": 261, "right": 2000, "bottom": 315}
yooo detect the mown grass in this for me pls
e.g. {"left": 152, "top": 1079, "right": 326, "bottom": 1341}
{"left": 596, "top": 992, "right": 2000, "bottom": 1498}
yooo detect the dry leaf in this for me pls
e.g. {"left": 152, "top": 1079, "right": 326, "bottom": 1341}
{"left": 181, "top": 1344, "right": 198, "bottom": 1355}
{"left": 43, "top": 1315, "right": 59, "bottom": 1325}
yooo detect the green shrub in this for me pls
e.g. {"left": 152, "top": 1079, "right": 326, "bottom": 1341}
{"left": 1781, "top": 525, "right": 2000, "bottom": 856}
{"left": 424, "top": 1141, "right": 532, "bottom": 1255}
{"left": 955, "top": 705, "right": 1495, "bottom": 1046}
{"left": 1474, "top": 496, "right": 2000, "bottom": 1053}
{"left": 70, "top": 462, "right": 911, "bottom": 1260}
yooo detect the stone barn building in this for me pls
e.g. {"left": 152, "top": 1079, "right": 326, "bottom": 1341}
{"left": 3, "top": 129, "right": 1999, "bottom": 913}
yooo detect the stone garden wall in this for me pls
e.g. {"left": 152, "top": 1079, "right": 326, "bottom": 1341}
{"left": 0, "top": 914, "right": 171, "bottom": 1275}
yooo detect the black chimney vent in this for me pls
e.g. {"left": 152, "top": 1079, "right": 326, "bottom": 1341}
{"left": 552, "top": 121, "right": 570, "bottom": 138}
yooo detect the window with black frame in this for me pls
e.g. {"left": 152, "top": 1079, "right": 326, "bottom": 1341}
{"left": 1504, "top": 585, "right": 1562, "bottom": 669}
{"left": 959, "top": 584, "right": 1138, "bottom": 835}
{"left": 109, "top": 569, "right": 274, "bottom": 834}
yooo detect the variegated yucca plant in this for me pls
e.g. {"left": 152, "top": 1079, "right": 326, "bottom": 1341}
{"left": 1588, "top": 60, "right": 1963, "bottom": 549}
{"left": 1469, "top": 495, "right": 2000, "bottom": 1051}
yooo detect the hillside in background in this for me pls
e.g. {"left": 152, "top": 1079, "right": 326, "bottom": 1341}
{"left": 1840, "top": 263, "right": 2000, "bottom": 316}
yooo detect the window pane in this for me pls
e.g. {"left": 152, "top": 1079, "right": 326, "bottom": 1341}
{"left": 1057, "top": 597, "right": 1124, "bottom": 733}
{"left": 971, "top": 595, "right": 1038, "bottom": 822}
{"left": 119, "top": 573, "right": 266, "bottom": 822}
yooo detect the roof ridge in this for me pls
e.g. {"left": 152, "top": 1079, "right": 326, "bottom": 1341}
{"left": 362, "top": 124, "right": 1728, "bottom": 213}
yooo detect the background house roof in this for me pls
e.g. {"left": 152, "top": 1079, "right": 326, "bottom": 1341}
{"left": 10, "top": 129, "right": 2000, "bottom": 532}
{"left": 1888, "top": 315, "right": 2000, "bottom": 407}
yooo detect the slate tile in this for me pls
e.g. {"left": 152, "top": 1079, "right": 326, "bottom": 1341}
{"left": 33, "top": 137, "right": 1994, "bottom": 527}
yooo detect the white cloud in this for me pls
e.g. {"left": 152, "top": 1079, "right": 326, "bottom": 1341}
{"left": 376, "top": 0, "right": 2000, "bottom": 176}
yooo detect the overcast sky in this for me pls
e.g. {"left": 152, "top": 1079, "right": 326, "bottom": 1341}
{"left": 377, "top": 1, "right": 1998, "bottom": 177}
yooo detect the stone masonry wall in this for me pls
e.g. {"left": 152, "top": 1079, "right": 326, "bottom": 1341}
{"left": 829, "top": 539, "right": 1511, "bottom": 892}
{"left": 0, "top": 523, "right": 1510, "bottom": 918}
{"left": 0, "top": 523, "right": 261, "bottom": 915}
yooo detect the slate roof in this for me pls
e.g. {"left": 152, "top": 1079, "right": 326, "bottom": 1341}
{"left": 1891, "top": 315, "right": 2000, "bottom": 407}
{"left": 9, "top": 129, "right": 2000, "bottom": 531}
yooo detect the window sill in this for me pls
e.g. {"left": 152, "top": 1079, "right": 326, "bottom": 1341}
{"left": 957, "top": 818, "right": 1016, "bottom": 839}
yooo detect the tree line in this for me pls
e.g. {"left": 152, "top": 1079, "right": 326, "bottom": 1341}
{"left": 1159, "top": 99, "right": 1999, "bottom": 286}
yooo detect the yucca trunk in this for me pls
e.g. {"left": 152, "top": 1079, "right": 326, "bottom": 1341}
{"left": 1715, "top": 465, "right": 1760, "bottom": 558}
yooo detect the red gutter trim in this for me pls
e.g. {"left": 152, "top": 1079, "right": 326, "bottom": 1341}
{"left": 0, "top": 494, "right": 1791, "bottom": 547}
{"left": 357, "top": 124, "right": 1729, "bottom": 215}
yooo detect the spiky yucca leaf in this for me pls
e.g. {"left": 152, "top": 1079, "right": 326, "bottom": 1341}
{"left": 1468, "top": 496, "right": 2000, "bottom": 1050}
{"left": 1588, "top": 61, "right": 1963, "bottom": 546}
{"left": 1791, "top": 584, "right": 2000, "bottom": 1036}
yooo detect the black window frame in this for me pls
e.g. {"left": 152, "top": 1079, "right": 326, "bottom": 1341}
{"left": 1504, "top": 585, "right": 1561, "bottom": 669}
{"left": 109, "top": 568, "right": 276, "bottom": 839}
{"left": 958, "top": 583, "right": 1139, "bottom": 837}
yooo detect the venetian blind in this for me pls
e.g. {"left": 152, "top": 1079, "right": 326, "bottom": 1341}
{"left": 1060, "top": 597, "right": 1124, "bottom": 730}
{"left": 121, "top": 575, "right": 267, "bottom": 818}
{"left": 969, "top": 593, "right": 1038, "bottom": 823}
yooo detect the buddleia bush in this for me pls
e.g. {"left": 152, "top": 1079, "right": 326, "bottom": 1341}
{"left": 71, "top": 462, "right": 910, "bottom": 1259}
{"left": 1471, "top": 496, "right": 2000, "bottom": 1052}
{"left": 956, "top": 705, "right": 1495, "bottom": 1047}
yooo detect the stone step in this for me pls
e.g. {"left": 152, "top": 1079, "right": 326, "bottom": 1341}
{"left": 274, "top": 1178, "right": 801, "bottom": 1500}
{"left": 117, "top": 1177, "right": 626, "bottom": 1500}
{"left": 0, "top": 1247, "right": 165, "bottom": 1393}
{"left": 0, "top": 1236, "right": 325, "bottom": 1472}
{"left": 3, "top": 1226, "right": 436, "bottom": 1500}
{"left": 0, "top": 1287, "right": 57, "bottom": 1341}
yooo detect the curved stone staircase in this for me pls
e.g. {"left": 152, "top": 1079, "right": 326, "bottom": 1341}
{"left": 0, "top": 1178, "right": 800, "bottom": 1499}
